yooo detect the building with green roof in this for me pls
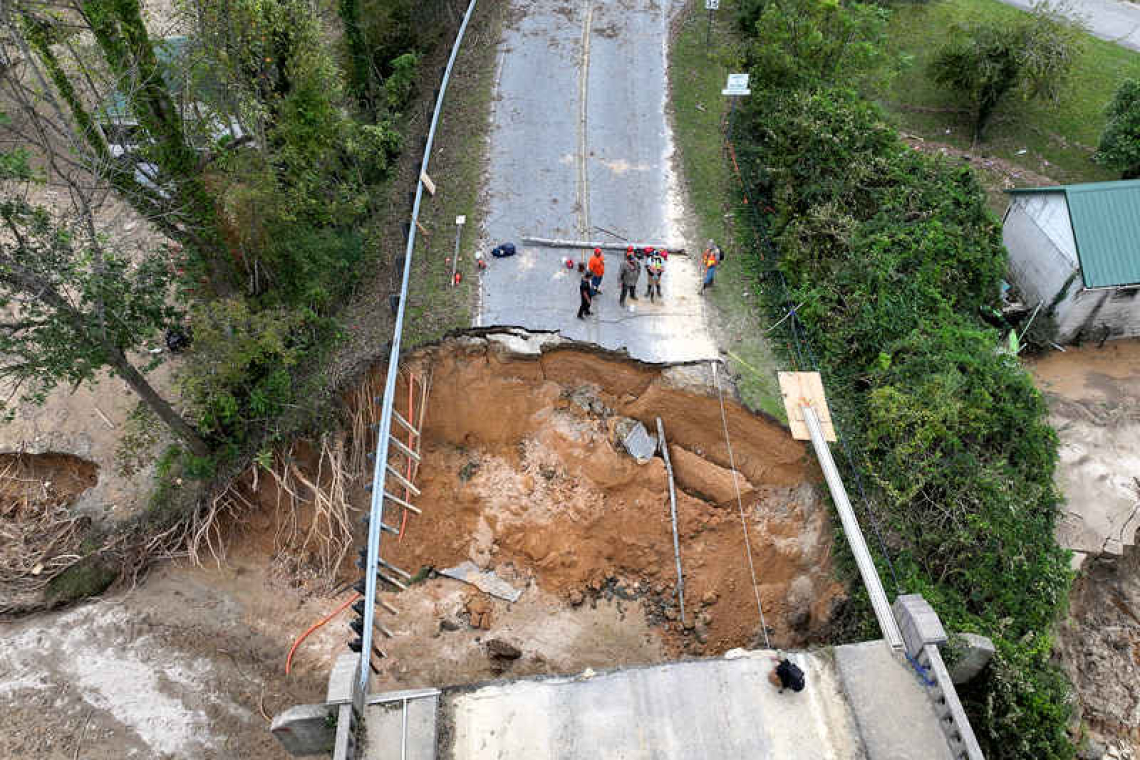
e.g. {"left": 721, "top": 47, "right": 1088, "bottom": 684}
{"left": 1003, "top": 180, "right": 1140, "bottom": 343}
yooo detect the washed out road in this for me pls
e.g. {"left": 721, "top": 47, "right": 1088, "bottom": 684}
{"left": 477, "top": 0, "right": 717, "bottom": 364}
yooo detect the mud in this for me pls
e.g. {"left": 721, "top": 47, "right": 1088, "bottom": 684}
{"left": 0, "top": 452, "right": 99, "bottom": 506}
{"left": 1027, "top": 340, "right": 1140, "bottom": 756}
{"left": 1056, "top": 543, "right": 1140, "bottom": 757}
{"left": 1027, "top": 340, "right": 1140, "bottom": 560}
{"left": 0, "top": 333, "right": 842, "bottom": 757}
{"left": 352, "top": 333, "right": 844, "bottom": 690}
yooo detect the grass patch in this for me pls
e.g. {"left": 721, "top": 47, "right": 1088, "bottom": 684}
{"left": 403, "top": 1, "right": 505, "bottom": 347}
{"left": 874, "top": 0, "right": 1140, "bottom": 185}
{"left": 669, "top": 2, "right": 785, "bottom": 420}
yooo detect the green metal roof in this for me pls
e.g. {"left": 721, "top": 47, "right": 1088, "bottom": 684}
{"left": 1008, "top": 179, "right": 1140, "bottom": 288}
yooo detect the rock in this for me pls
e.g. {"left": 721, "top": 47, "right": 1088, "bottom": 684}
{"left": 486, "top": 639, "right": 522, "bottom": 660}
{"left": 663, "top": 606, "right": 678, "bottom": 621}
{"left": 789, "top": 608, "right": 811, "bottom": 632}
{"left": 701, "top": 590, "right": 718, "bottom": 606}
{"left": 695, "top": 622, "right": 709, "bottom": 644}
{"left": 439, "top": 617, "right": 462, "bottom": 632}
{"left": 698, "top": 611, "right": 712, "bottom": 627}
{"left": 947, "top": 633, "right": 996, "bottom": 685}
{"left": 466, "top": 596, "right": 493, "bottom": 630}
{"left": 568, "top": 589, "right": 585, "bottom": 606}
{"left": 668, "top": 444, "right": 755, "bottom": 505}
{"left": 1078, "top": 738, "right": 1107, "bottom": 760}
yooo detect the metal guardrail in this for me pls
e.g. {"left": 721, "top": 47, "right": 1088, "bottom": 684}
{"left": 803, "top": 404, "right": 904, "bottom": 650}
{"left": 919, "top": 644, "right": 985, "bottom": 760}
{"left": 357, "top": 0, "right": 480, "bottom": 701}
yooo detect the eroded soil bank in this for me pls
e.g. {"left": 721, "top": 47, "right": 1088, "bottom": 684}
{"left": 350, "top": 331, "right": 845, "bottom": 689}
{"left": 0, "top": 331, "right": 844, "bottom": 758}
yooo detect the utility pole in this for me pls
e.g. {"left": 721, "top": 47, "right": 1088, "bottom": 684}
{"left": 705, "top": 0, "right": 719, "bottom": 45}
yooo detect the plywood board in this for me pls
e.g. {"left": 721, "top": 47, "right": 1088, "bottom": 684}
{"left": 778, "top": 371, "right": 837, "bottom": 441}
{"left": 420, "top": 171, "right": 436, "bottom": 196}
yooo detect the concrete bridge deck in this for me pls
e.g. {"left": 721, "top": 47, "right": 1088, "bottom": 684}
{"left": 361, "top": 643, "right": 954, "bottom": 760}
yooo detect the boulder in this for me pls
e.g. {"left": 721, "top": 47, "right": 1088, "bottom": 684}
{"left": 947, "top": 632, "right": 996, "bottom": 685}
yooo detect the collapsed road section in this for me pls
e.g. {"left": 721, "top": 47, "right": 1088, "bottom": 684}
{"left": 269, "top": 329, "right": 983, "bottom": 759}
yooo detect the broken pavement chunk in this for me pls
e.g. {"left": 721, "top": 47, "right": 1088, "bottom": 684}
{"left": 441, "top": 560, "right": 523, "bottom": 602}
{"left": 613, "top": 418, "right": 657, "bottom": 463}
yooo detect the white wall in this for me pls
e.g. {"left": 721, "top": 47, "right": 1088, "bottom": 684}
{"left": 1002, "top": 194, "right": 1080, "bottom": 307}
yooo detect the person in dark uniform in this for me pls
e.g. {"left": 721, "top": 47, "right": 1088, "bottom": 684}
{"left": 577, "top": 263, "right": 593, "bottom": 319}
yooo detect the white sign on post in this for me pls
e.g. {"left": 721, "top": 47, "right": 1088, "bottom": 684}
{"left": 705, "top": 0, "right": 719, "bottom": 9}
{"left": 722, "top": 73, "right": 750, "bottom": 96}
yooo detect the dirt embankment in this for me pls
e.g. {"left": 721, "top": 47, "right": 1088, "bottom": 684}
{"left": 299, "top": 331, "right": 845, "bottom": 694}
{"left": 215, "top": 332, "right": 844, "bottom": 691}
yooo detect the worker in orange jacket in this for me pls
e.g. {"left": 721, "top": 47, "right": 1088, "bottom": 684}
{"left": 588, "top": 248, "right": 606, "bottom": 295}
{"left": 701, "top": 239, "right": 721, "bottom": 292}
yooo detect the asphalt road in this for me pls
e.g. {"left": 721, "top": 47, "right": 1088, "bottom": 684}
{"left": 477, "top": 0, "right": 717, "bottom": 364}
{"left": 996, "top": 0, "right": 1140, "bottom": 51}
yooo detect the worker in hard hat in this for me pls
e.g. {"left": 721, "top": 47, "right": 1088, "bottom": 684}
{"left": 588, "top": 248, "right": 606, "bottom": 295}
{"left": 619, "top": 249, "right": 641, "bottom": 306}
{"left": 702, "top": 239, "right": 721, "bottom": 292}
{"left": 577, "top": 263, "right": 593, "bottom": 319}
{"left": 645, "top": 248, "right": 665, "bottom": 302}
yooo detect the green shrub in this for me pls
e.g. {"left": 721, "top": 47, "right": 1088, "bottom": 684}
{"left": 1095, "top": 78, "right": 1140, "bottom": 178}
{"left": 732, "top": 83, "right": 1073, "bottom": 757}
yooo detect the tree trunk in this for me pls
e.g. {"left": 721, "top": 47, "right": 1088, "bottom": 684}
{"left": 105, "top": 346, "right": 210, "bottom": 458}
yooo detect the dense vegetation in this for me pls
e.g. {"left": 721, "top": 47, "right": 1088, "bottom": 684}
{"left": 1, "top": 0, "right": 449, "bottom": 477}
{"left": 732, "top": 1, "right": 1073, "bottom": 757}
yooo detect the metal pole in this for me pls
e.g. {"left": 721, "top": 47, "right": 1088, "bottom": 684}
{"left": 706, "top": 8, "right": 712, "bottom": 45}
{"left": 656, "top": 417, "right": 685, "bottom": 624}
{"left": 802, "top": 405, "right": 903, "bottom": 650}
{"left": 358, "top": 0, "right": 481, "bottom": 698}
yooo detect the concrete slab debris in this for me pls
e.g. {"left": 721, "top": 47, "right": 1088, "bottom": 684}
{"left": 834, "top": 640, "right": 956, "bottom": 760}
{"left": 440, "top": 561, "right": 523, "bottom": 602}
{"left": 948, "top": 633, "right": 996, "bottom": 685}
{"left": 442, "top": 649, "right": 867, "bottom": 759}
{"left": 619, "top": 419, "right": 657, "bottom": 463}
{"left": 270, "top": 704, "right": 335, "bottom": 756}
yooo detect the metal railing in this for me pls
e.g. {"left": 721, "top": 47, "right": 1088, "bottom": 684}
{"left": 357, "top": 0, "right": 480, "bottom": 700}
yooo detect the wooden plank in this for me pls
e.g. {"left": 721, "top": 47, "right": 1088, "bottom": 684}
{"left": 778, "top": 371, "right": 837, "bottom": 442}
{"left": 420, "top": 171, "right": 436, "bottom": 195}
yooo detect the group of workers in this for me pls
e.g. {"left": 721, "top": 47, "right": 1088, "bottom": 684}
{"left": 577, "top": 240, "right": 723, "bottom": 320}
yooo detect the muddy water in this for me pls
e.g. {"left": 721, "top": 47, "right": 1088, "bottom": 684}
{"left": 1027, "top": 339, "right": 1140, "bottom": 756}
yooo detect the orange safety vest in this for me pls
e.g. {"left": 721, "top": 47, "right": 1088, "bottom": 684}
{"left": 703, "top": 250, "right": 718, "bottom": 268}
{"left": 589, "top": 254, "right": 605, "bottom": 277}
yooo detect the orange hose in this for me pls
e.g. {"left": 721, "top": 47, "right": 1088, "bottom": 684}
{"left": 285, "top": 593, "right": 360, "bottom": 675}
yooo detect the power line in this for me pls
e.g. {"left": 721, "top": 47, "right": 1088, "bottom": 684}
{"left": 712, "top": 362, "right": 771, "bottom": 649}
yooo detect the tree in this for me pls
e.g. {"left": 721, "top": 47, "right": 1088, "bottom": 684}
{"left": 0, "top": 194, "right": 209, "bottom": 456}
{"left": 741, "top": 0, "right": 889, "bottom": 93}
{"left": 3, "top": 0, "right": 234, "bottom": 292}
{"left": 1095, "top": 79, "right": 1140, "bottom": 178}
{"left": 929, "top": 2, "right": 1083, "bottom": 142}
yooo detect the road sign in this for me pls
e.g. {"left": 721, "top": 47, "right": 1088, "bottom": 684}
{"left": 705, "top": 0, "right": 719, "bottom": 9}
{"left": 722, "top": 73, "right": 750, "bottom": 96}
